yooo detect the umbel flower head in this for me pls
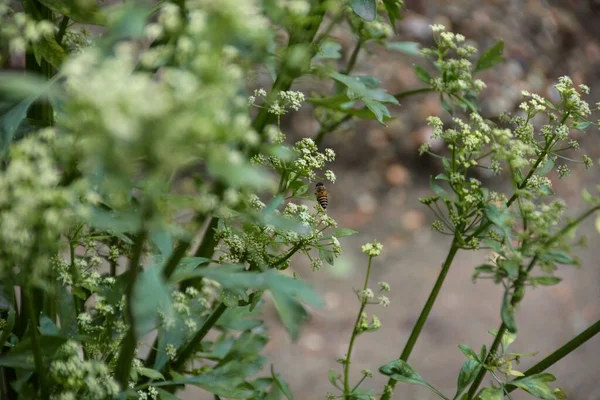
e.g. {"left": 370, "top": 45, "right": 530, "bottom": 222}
{"left": 362, "top": 240, "right": 383, "bottom": 257}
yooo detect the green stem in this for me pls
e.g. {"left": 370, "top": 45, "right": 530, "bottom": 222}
{"left": 114, "top": 228, "right": 148, "bottom": 389}
{"left": 25, "top": 0, "right": 54, "bottom": 126}
{"left": 393, "top": 87, "right": 433, "bottom": 101}
{"left": 343, "top": 256, "right": 373, "bottom": 398}
{"left": 381, "top": 237, "right": 460, "bottom": 400}
{"left": 162, "top": 240, "right": 191, "bottom": 279}
{"left": 171, "top": 302, "right": 228, "bottom": 370}
{"left": 55, "top": 16, "right": 69, "bottom": 45}
{"left": 24, "top": 288, "right": 48, "bottom": 398}
{"left": 506, "top": 318, "right": 600, "bottom": 392}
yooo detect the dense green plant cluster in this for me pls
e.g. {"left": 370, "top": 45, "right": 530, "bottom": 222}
{"left": 0, "top": 0, "right": 599, "bottom": 399}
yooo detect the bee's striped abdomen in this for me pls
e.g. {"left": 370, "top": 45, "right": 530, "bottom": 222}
{"left": 316, "top": 193, "right": 328, "bottom": 209}
{"left": 315, "top": 182, "right": 328, "bottom": 210}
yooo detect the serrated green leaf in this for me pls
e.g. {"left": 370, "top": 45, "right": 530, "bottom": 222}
{"left": 476, "top": 387, "right": 503, "bottom": 400}
{"left": 32, "top": 36, "right": 66, "bottom": 69}
{"left": 414, "top": 65, "right": 432, "bottom": 83}
{"left": 318, "top": 248, "right": 335, "bottom": 266}
{"left": 349, "top": 0, "right": 377, "bottom": 21}
{"left": 454, "top": 359, "right": 481, "bottom": 399}
{"left": 511, "top": 373, "right": 558, "bottom": 400}
{"left": 379, "top": 360, "right": 450, "bottom": 400}
{"left": 475, "top": 41, "right": 505, "bottom": 73}
{"left": 458, "top": 344, "right": 480, "bottom": 361}
{"left": 271, "top": 287, "right": 308, "bottom": 341}
{"left": 314, "top": 40, "right": 342, "bottom": 60}
{"left": 271, "top": 365, "right": 294, "bottom": 400}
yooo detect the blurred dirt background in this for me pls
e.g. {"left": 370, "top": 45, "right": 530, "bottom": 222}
{"left": 192, "top": 0, "right": 600, "bottom": 398}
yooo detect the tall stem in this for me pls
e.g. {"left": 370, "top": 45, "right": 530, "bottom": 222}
{"left": 343, "top": 256, "right": 373, "bottom": 398}
{"left": 506, "top": 318, "right": 600, "bottom": 393}
{"left": 25, "top": 287, "right": 48, "bottom": 398}
{"left": 171, "top": 302, "right": 228, "bottom": 370}
{"left": 114, "top": 228, "right": 148, "bottom": 388}
{"left": 381, "top": 237, "right": 460, "bottom": 400}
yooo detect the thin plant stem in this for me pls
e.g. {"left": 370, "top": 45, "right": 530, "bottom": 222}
{"left": 381, "top": 236, "right": 460, "bottom": 400}
{"left": 24, "top": 287, "right": 48, "bottom": 398}
{"left": 467, "top": 254, "right": 538, "bottom": 399}
{"left": 171, "top": 302, "right": 228, "bottom": 370}
{"left": 114, "top": 228, "right": 148, "bottom": 388}
{"left": 55, "top": 16, "right": 69, "bottom": 44}
{"left": 505, "top": 318, "right": 600, "bottom": 393}
{"left": 343, "top": 256, "right": 373, "bottom": 399}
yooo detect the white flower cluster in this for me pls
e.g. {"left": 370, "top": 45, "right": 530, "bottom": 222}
{"left": 0, "top": 4, "right": 56, "bottom": 54}
{"left": 48, "top": 341, "right": 120, "bottom": 399}
{"left": 0, "top": 136, "right": 76, "bottom": 281}
{"left": 361, "top": 241, "right": 383, "bottom": 257}
{"left": 422, "top": 26, "right": 484, "bottom": 96}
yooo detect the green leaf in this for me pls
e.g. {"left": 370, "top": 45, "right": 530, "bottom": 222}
{"left": 386, "top": 41, "right": 421, "bottom": 55}
{"left": 38, "top": 0, "right": 104, "bottom": 24}
{"left": 379, "top": 360, "right": 450, "bottom": 400}
{"left": 573, "top": 121, "right": 592, "bottom": 131}
{"left": 328, "top": 369, "right": 340, "bottom": 389}
{"left": 271, "top": 364, "right": 294, "bottom": 400}
{"left": 475, "top": 41, "right": 505, "bottom": 73}
{"left": 454, "top": 359, "right": 481, "bottom": 399}
{"left": 441, "top": 96, "right": 453, "bottom": 115}
{"left": 511, "top": 373, "right": 558, "bottom": 400}
{"left": 474, "top": 264, "right": 496, "bottom": 273}
{"left": 137, "top": 367, "right": 165, "bottom": 381}
{"left": 329, "top": 72, "right": 398, "bottom": 124}
{"left": 349, "top": 0, "right": 377, "bottom": 21}
{"left": 103, "top": 4, "right": 150, "bottom": 43}
{"left": 333, "top": 228, "right": 359, "bottom": 237}
{"left": 414, "top": 65, "right": 432, "bottom": 84}
{"left": 131, "top": 265, "right": 173, "bottom": 337}
{"left": 271, "top": 288, "right": 308, "bottom": 341}
{"left": 314, "top": 40, "right": 342, "bottom": 60}
{"left": 501, "top": 291, "right": 517, "bottom": 333}
{"left": 476, "top": 387, "right": 503, "bottom": 400}
{"left": 0, "top": 336, "right": 68, "bottom": 369}
{"left": 484, "top": 204, "right": 510, "bottom": 229}
{"left": 544, "top": 251, "right": 576, "bottom": 266}
{"left": 0, "top": 308, "right": 15, "bottom": 349}
{"left": 531, "top": 276, "right": 562, "bottom": 286}
{"left": 319, "top": 248, "right": 335, "bottom": 266}
{"left": 458, "top": 344, "right": 480, "bottom": 362}
{"left": 500, "top": 259, "right": 520, "bottom": 279}
{"left": 218, "top": 303, "right": 263, "bottom": 331}
{"left": 39, "top": 315, "right": 59, "bottom": 336}
{"left": 32, "top": 36, "right": 66, "bottom": 69}
{"left": 363, "top": 98, "right": 391, "bottom": 125}
{"left": 382, "top": 0, "right": 404, "bottom": 29}
{"left": 537, "top": 158, "right": 555, "bottom": 176}
{"left": 0, "top": 72, "right": 52, "bottom": 156}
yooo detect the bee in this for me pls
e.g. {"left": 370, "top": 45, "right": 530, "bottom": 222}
{"left": 315, "top": 182, "right": 328, "bottom": 210}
